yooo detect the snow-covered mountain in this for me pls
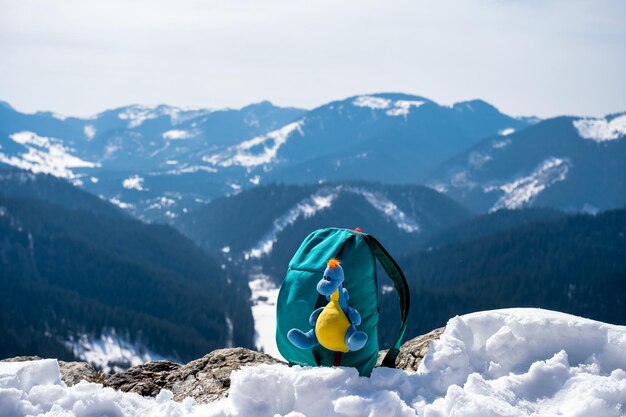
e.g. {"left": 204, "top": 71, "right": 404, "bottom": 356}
{"left": 427, "top": 113, "right": 626, "bottom": 213}
{"left": 203, "top": 93, "right": 532, "bottom": 185}
{"left": 174, "top": 182, "right": 473, "bottom": 277}
{"left": 0, "top": 94, "right": 531, "bottom": 222}
{"left": 2, "top": 309, "right": 625, "bottom": 417}
{"left": 0, "top": 100, "right": 306, "bottom": 221}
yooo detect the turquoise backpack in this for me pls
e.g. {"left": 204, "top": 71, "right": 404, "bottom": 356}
{"left": 275, "top": 227, "right": 410, "bottom": 376}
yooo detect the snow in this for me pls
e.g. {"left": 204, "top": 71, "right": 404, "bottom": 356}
{"left": 109, "top": 197, "right": 133, "bottom": 210}
{"left": 468, "top": 151, "right": 492, "bottom": 169}
{"left": 205, "top": 121, "right": 305, "bottom": 169}
{"left": 385, "top": 100, "right": 425, "bottom": 117}
{"left": 249, "top": 275, "right": 280, "bottom": 358}
{"left": 163, "top": 130, "right": 194, "bottom": 140}
{"left": 490, "top": 157, "right": 570, "bottom": 212}
{"left": 573, "top": 115, "right": 626, "bottom": 142}
{"left": 498, "top": 128, "right": 515, "bottom": 136}
{"left": 492, "top": 138, "right": 512, "bottom": 149}
{"left": 246, "top": 186, "right": 419, "bottom": 258}
{"left": 352, "top": 96, "right": 425, "bottom": 117}
{"left": 65, "top": 329, "right": 167, "bottom": 373}
{"left": 122, "top": 175, "right": 145, "bottom": 191}
{"left": 117, "top": 105, "right": 210, "bottom": 129}
{"left": 83, "top": 125, "right": 96, "bottom": 140}
{"left": 0, "top": 132, "right": 98, "bottom": 179}
{"left": 346, "top": 187, "right": 420, "bottom": 233}
{"left": 2, "top": 309, "right": 625, "bottom": 417}
{"left": 245, "top": 187, "right": 339, "bottom": 259}
{"left": 118, "top": 106, "right": 161, "bottom": 128}
{"left": 352, "top": 96, "right": 392, "bottom": 109}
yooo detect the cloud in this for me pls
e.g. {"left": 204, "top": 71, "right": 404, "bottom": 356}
{"left": 0, "top": 0, "right": 625, "bottom": 118}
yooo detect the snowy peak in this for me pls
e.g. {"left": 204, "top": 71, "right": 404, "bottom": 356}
{"left": 0, "top": 131, "right": 98, "bottom": 179}
{"left": 350, "top": 94, "right": 428, "bottom": 117}
{"left": 427, "top": 113, "right": 626, "bottom": 213}
{"left": 113, "top": 104, "right": 212, "bottom": 128}
{"left": 573, "top": 113, "right": 626, "bottom": 142}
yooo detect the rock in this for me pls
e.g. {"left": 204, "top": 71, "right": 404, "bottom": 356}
{"left": 167, "top": 348, "right": 283, "bottom": 403}
{"left": 1, "top": 356, "right": 103, "bottom": 386}
{"left": 104, "top": 348, "right": 283, "bottom": 403}
{"left": 59, "top": 360, "right": 104, "bottom": 386}
{"left": 105, "top": 361, "right": 181, "bottom": 396}
{"left": 1, "top": 328, "right": 445, "bottom": 404}
{"left": 1, "top": 355, "right": 43, "bottom": 362}
{"left": 377, "top": 327, "right": 444, "bottom": 371}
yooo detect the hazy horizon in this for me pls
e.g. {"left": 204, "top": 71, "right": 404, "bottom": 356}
{"left": 1, "top": 0, "right": 625, "bottom": 119}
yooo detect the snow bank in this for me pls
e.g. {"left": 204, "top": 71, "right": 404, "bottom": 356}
{"left": 1, "top": 309, "right": 625, "bottom": 417}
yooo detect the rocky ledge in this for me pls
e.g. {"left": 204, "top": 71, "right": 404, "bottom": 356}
{"left": 2, "top": 328, "right": 444, "bottom": 404}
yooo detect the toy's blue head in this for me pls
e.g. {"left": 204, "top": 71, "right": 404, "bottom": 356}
{"left": 317, "top": 259, "right": 344, "bottom": 296}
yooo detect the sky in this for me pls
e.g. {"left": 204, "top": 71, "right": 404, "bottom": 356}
{"left": 1, "top": 0, "right": 625, "bottom": 118}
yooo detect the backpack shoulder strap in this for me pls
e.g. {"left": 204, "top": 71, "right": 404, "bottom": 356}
{"left": 363, "top": 234, "right": 411, "bottom": 368}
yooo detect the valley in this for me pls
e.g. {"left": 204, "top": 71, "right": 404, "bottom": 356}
{"left": 1, "top": 93, "right": 625, "bottom": 370}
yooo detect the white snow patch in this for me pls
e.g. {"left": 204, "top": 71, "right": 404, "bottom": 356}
{"left": 166, "top": 164, "right": 218, "bottom": 175}
{"left": 65, "top": 329, "right": 167, "bottom": 373}
{"left": 468, "top": 151, "right": 492, "bottom": 169}
{"left": 352, "top": 96, "right": 425, "bottom": 117}
{"left": 90, "top": 176, "right": 99, "bottom": 184}
{"left": 245, "top": 186, "right": 419, "bottom": 258}
{"left": 429, "top": 183, "right": 449, "bottom": 193}
{"left": 221, "top": 246, "right": 231, "bottom": 254}
{"left": 249, "top": 275, "right": 280, "bottom": 358}
{"left": 490, "top": 157, "right": 570, "bottom": 212}
{"left": 109, "top": 197, "right": 133, "bottom": 210}
{"left": 573, "top": 114, "right": 626, "bottom": 142}
{"left": 492, "top": 138, "right": 512, "bottom": 149}
{"left": 2, "top": 309, "right": 626, "bottom": 417}
{"left": 245, "top": 187, "right": 339, "bottom": 259}
{"left": 122, "top": 175, "right": 145, "bottom": 191}
{"left": 449, "top": 170, "right": 479, "bottom": 190}
{"left": 499, "top": 127, "right": 516, "bottom": 136}
{"left": 83, "top": 125, "right": 96, "bottom": 140}
{"left": 225, "top": 317, "right": 234, "bottom": 348}
{"left": 50, "top": 112, "right": 67, "bottom": 121}
{"left": 117, "top": 105, "right": 209, "bottom": 128}
{"left": 346, "top": 187, "right": 420, "bottom": 233}
{"left": 249, "top": 175, "right": 261, "bottom": 185}
{"left": 352, "top": 95, "right": 392, "bottom": 109}
{"left": 0, "top": 132, "right": 98, "bottom": 179}
{"left": 118, "top": 106, "right": 159, "bottom": 128}
{"left": 162, "top": 129, "right": 193, "bottom": 140}
{"left": 104, "top": 144, "right": 119, "bottom": 158}
{"left": 205, "top": 121, "right": 305, "bottom": 170}
{"left": 385, "top": 100, "right": 425, "bottom": 117}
